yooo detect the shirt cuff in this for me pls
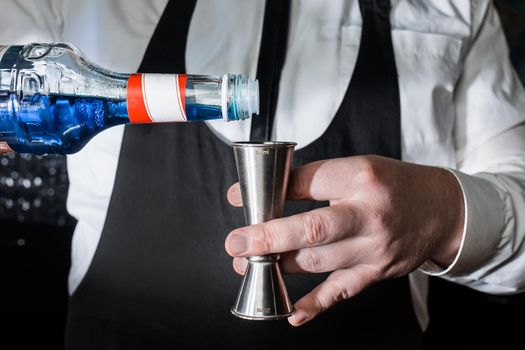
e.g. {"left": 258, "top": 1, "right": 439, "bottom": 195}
{"left": 419, "top": 169, "right": 505, "bottom": 276}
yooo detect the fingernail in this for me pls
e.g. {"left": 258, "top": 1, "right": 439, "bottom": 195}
{"left": 233, "top": 258, "right": 248, "bottom": 274}
{"left": 289, "top": 310, "right": 307, "bottom": 326}
{"left": 229, "top": 235, "right": 248, "bottom": 255}
{"left": 229, "top": 185, "right": 242, "bottom": 205}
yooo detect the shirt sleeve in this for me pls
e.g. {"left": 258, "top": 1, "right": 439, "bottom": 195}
{"left": 419, "top": 0, "right": 525, "bottom": 295}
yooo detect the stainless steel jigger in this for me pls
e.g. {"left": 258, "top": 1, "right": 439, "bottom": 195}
{"left": 231, "top": 141, "right": 296, "bottom": 320}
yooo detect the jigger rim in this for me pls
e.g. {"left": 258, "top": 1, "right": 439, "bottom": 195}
{"left": 231, "top": 308, "right": 294, "bottom": 321}
{"left": 231, "top": 141, "right": 297, "bottom": 148}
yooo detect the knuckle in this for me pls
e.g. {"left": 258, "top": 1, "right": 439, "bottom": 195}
{"left": 330, "top": 272, "right": 365, "bottom": 298}
{"left": 303, "top": 251, "right": 325, "bottom": 273}
{"left": 355, "top": 157, "right": 381, "bottom": 188}
{"left": 371, "top": 239, "right": 396, "bottom": 273}
{"left": 302, "top": 213, "right": 327, "bottom": 245}
{"left": 312, "top": 294, "right": 327, "bottom": 314}
{"left": 372, "top": 209, "right": 390, "bottom": 231}
{"left": 329, "top": 279, "right": 351, "bottom": 302}
{"left": 379, "top": 243, "right": 395, "bottom": 262}
{"left": 359, "top": 264, "right": 386, "bottom": 287}
{"left": 366, "top": 206, "right": 394, "bottom": 237}
{"left": 260, "top": 223, "right": 278, "bottom": 252}
{"left": 312, "top": 279, "right": 350, "bottom": 314}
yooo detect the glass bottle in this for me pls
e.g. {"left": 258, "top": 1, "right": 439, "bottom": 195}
{"left": 0, "top": 43, "right": 259, "bottom": 155}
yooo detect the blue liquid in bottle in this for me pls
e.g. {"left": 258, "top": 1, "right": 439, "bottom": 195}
{"left": 0, "top": 93, "right": 129, "bottom": 154}
{"left": 0, "top": 91, "right": 228, "bottom": 155}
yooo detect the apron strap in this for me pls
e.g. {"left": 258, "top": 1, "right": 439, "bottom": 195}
{"left": 138, "top": 0, "right": 197, "bottom": 73}
{"left": 249, "top": 0, "right": 291, "bottom": 141}
{"left": 341, "top": 0, "right": 401, "bottom": 158}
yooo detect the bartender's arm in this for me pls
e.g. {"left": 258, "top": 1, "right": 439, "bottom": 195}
{"left": 225, "top": 2, "right": 525, "bottom": 326}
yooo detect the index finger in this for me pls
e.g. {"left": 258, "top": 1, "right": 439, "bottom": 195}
{"left": 227, "top": 157, "right": 358, "bottom": 207}
{"left": 287, "top": 158, "right": 359, "bottom": 201}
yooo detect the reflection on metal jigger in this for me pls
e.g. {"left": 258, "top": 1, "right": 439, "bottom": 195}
{"left": 231, "top": 141, "right": 296, "bottom": 320}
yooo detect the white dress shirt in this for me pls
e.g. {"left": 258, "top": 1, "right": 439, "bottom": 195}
{"left": 1, "top": 0, "right": 525, "bottom": 331}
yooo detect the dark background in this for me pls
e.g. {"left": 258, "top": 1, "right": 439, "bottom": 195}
{"left": 0, "top": 2, "right": 524, "bottom": 349}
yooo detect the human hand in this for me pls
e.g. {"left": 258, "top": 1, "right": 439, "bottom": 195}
{"left": 225, "top": 155, "right": 464, "bottom": 326}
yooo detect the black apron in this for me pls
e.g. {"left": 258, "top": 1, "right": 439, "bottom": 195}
{"left": 65, "top": 0, "right": 421, "bottom": 348}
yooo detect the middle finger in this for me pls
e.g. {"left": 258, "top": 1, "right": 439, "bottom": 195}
{"left": 232, "top": 236, "right": 370, "bottom": 275}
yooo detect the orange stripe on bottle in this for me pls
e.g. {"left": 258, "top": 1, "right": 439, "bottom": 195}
{"left": 126, "top": 74, "right": 153, "bottom": 124}
{"left": 177, "top": 74, "right": 187, "bottom": 121}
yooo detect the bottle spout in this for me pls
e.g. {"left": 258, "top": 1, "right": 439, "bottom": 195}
{"left": 226, "top": 74, "right": 260, "bottom": 121}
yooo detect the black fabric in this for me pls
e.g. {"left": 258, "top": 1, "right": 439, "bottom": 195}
{"left": 250, "top": 0, "right": 291, "bottom": 141}
{"left": 349, "top": 0, "right": 401, "bottom": 157}
{"left": 65, "top": 0, "right": 420, "bottom": 349}
{"left": 137, "top": 0, "right": 197, "bottom": 74}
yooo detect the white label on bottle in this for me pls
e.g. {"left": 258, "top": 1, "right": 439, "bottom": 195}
{"left": 126, "top": 73, "right": 187, "bottom": 124}
{"left": 0, "top": 46, "right": 10, "bottom": 62}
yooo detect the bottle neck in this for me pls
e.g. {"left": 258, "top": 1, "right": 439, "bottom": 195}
{"left": 124, "top": 73, "right": 259, "bottom": 123}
